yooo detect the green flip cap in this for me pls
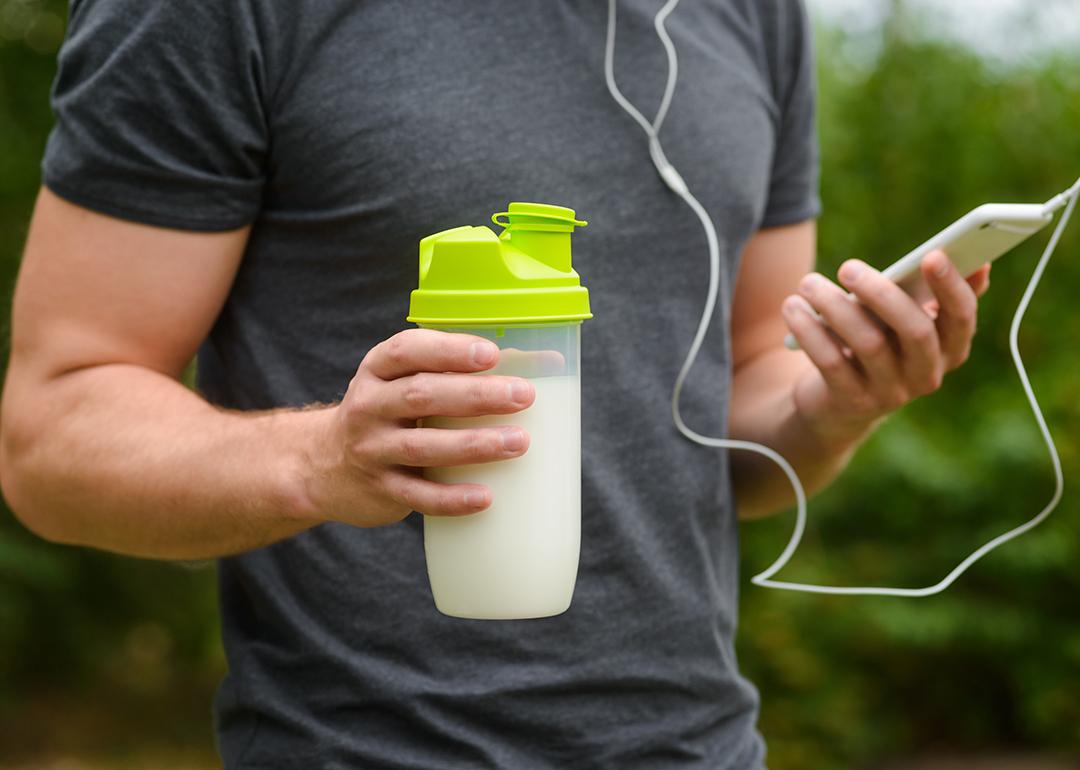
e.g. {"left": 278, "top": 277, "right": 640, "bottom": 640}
{"left": 407, "top": 202, "right": 592, "bottom": 326}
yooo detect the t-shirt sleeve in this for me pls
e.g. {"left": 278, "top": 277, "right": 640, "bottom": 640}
{"left": 760, "top": 0, "right": 822, "bottom": 229}
{"left": 42, "top": 0, "right": 269, "bottom": 231}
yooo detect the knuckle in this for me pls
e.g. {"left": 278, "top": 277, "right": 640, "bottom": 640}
{"left": 449, "top": 488, "right": 483, "bottom": 515}
{"left": 402, "top": 375, "right": 434, "bottom": 412}
{"left": 854, "top": 330, "right": 887, "bottom": 357}
{"left": 350, "top": 382, "right": 379, "bottom": 413}
{"left": 399, "top": 432, "right": 428, "bottom": 464}
{"left": 388, "top": 477, "right": 420, "bottom": 511}
{"left": 384, "top": 333, "right": 411, "bottom": 365}
{"left": 345, "top": 436, "right": 382, "bottom": 471}
{"left": 415, "top": 485, "right": 451, "bottom": 515}
{"left": 467, "top": 430, "right": 500, "bottom": 460}
{"left": 909, "top": 321, "right": 936, "bottom": 345}
{"left": 343, "top": 439, "right": 366, "bottom": 465}
{"left": 435, "top": 489, "right": 462, "bottom": 515}
{"left": 916, "top": 369, "right": 944, "bottom": 396}
{"left": 851, "top": 397, "right": 876, "bottom": 414}
{"left": 358, "top": 348, "right": 378, "bottom": 373}
{"left": 817, "top": 351, "right": 846, "bottom": 374}
{"left": 470, "top": 378, "right": 494, "bottom": 407}
{"left": 956, "top": 302, "right": 977, "bottom": 328}
{"left": 850, "top": 393, "right": 879, "bottom": 416}
{"left": 886, "top": 388, "right": 909, "bottom": 410}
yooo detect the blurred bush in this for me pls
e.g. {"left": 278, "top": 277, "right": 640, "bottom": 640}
{"left": 1, "top": 1, "right": 1078, "bottom": 767}
{"left": 739, "top": 9, "right": 1080, "bottom": 770}
{"left": 0, "top": 0, "right": 224, "bottom": 759}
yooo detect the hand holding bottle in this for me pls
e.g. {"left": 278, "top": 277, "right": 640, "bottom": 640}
{"left": 303, "top": 328, "right": 535, "bottom": 528}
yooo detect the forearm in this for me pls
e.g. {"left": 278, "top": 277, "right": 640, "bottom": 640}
{"left": 728, "top": 348, "right": 878, "bottom": 519}
{"left": 1, "top": 363, "right": 326, "bottom": 559}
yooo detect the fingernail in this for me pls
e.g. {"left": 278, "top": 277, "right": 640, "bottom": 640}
{"left": 782, "top": 297, "right": 801, "bottom": 317}
{"left": 470, "top": 342, "right": 497, "bottom": 367}
{"left": 840, "top": 262, "right": 863, "bottom": 283}
{"left": 509, "top": 380, "right": 533, "bottom": 404}
{"left": 464, "top": 490, "right": 488, "bottom": 509}
{"left": 500, "top": 427, "right": 526, "bottom": 452}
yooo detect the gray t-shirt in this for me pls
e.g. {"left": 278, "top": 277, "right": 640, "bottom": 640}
{"left": 43, "top": 1, "right": 820, "bottom": 767}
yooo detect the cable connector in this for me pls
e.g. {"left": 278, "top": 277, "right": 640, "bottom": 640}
{"left": 657, "top": 163, "right": 688, "bottom": 195}
{"left": 1043, "top": 176, "right": 1080, "bottom": 215}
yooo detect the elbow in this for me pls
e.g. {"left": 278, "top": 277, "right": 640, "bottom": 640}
{"left": 0, "top": 410, "right": 67, "bottom": 545}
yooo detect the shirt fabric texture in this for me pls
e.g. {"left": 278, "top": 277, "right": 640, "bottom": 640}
{"left": 43, "top": 1, "right": 821, "bottom": 767}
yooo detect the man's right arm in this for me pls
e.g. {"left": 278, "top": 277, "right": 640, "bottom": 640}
{"left": 0, "top": 189, "right": 535, "bottom": 560}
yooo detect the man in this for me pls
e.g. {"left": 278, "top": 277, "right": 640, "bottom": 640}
{"left": 0, "top": 1, "right": 988, "bottom": 767}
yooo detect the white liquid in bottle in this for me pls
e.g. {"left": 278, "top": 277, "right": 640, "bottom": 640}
{"left": 423, "top": 374, "right": 581, "bottom": 620}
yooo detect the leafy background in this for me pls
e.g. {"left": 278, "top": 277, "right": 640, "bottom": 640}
{"left": 1, "top": 1, "right": 1078, "bottom": 768}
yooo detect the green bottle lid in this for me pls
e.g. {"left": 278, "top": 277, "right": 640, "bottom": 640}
{"left": 407, "top": 202, "right": 592, "bottom": 326}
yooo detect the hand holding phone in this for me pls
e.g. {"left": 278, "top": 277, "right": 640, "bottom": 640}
{"left": 784, "top": 203, "right": 1054, "bottom": 350}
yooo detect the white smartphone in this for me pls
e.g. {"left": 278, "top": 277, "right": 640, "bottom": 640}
{"left": 784, "top": 203, "right": 1054, "bottom": 350}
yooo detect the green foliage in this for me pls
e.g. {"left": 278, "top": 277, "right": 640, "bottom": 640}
{"left": 0, "top": 0, "right": 223, "bottom": 745}
{"left": 739, "top": 16, "right": 1080, "bottom": 770}
{"left": 1, "top": 2, "right": 1078, "bottom": 766}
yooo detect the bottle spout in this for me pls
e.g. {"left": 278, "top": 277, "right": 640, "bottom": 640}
{"left": 409, "top": 203, "right": 592, "bottom": 326}
{"left": 491, "top": 202, "right": 587, "bottom": 273}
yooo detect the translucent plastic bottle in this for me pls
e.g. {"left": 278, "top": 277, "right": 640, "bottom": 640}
{"left": 407, "top": 203, "right": 592, "bottom": 619}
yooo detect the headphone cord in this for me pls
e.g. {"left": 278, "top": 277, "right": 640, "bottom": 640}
{"left": 604, "top": 0, "right": 1077, "bottom": 596}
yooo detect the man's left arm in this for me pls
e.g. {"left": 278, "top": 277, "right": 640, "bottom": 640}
{"left": 728, "top": 220, "right": 989, "bottom": 519}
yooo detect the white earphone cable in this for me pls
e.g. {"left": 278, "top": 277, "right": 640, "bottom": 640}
{"left": 604, "top": 0, "right": 1076, "bottom": 596}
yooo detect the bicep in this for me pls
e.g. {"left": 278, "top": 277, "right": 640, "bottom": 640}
{"left": 10, "top": 187, "right": 247, "bottom": 383}
{"left": 730, "top": 219, "right": 816, "bottom": 368}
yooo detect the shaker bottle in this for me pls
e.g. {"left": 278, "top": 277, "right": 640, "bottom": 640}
{"left": 406, "top": 202, "right": 592, "bottom": 619}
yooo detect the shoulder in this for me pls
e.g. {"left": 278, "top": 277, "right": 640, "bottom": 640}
{"left": 723, "top": 0, "right": 813, "bottom": 93}
{"left": 61, "top": 0, "right": 266, "bottom": 59}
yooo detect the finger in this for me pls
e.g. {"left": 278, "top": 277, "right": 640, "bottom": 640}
{"left": 380, "top": 426, "right": 529, "bottom": 467}
{"left": 382, "top": 470, "right": 492, "bottom": 516}
{"left": 837, "top": 260, "right": 942, "bottom": 395}
{"left": 377, "top": 372, "right": 535, "bottom": 419}
{"left": 363, "top": 328, "right": 500, "bottom": 380}
{"left": 967, "top": 263, "right": 991, "bottom": 298}
{"left": 782, "top": 296, "right": 866, "bottom": 400}
{"left": 798, "top": 272, "right": 902, "bottom": 394}
{"left": 920, "top": 251, "right": 977, "bottom": 370}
